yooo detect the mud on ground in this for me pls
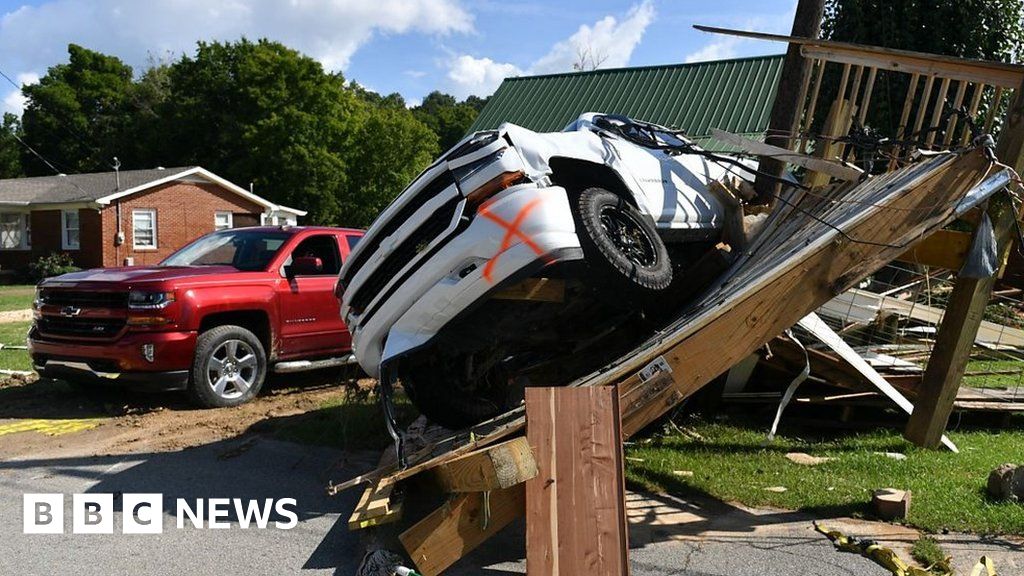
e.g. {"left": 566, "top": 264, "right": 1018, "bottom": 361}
{"left": 0, "top": 369, "right": 377, "bottom": 459}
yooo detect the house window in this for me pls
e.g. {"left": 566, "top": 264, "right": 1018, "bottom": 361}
{"left": 132, "top": 209, "right": 157, "bottom": 249}
{"left": 0, "top": 212, "right": 29, "bottom": 249}
{"left": 214, "top": 211, "right": 233, "bottom": 230}
{"left": 61, "top": 209, "right": 80, "bottom": 250}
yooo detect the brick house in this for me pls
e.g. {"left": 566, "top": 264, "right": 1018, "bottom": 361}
{"left": 0, "top": 166, "right": 305, "bottom": 271}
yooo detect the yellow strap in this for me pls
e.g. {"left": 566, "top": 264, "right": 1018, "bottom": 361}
{"left": 814, "top": 522, "right": 966, "bottom": 576}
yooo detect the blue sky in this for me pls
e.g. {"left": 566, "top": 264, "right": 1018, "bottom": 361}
{"left": 0, "top": 0, "right": 796, "bottom": 114}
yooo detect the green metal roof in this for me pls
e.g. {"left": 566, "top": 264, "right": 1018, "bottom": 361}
{"left": 469, "top": 54, "right": 785, "bottom": 146}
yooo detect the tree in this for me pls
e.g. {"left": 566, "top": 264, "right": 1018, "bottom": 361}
{"left": 412, "top": 91, "right": 483, "bottom": 151}
{"left": 345, "top": 106, "right": 439, "bottom": 226}
{"left": 0, "top": 113, "right": 22, "bottom": 178}
{"left": 820, "top": 0, "right": 1024, "bottom": 137}
{"left": 157, "top": 39, "right": 363, "bottom": 224}
{"left": 20, "top": 44, "right": 135, "bottom": 175}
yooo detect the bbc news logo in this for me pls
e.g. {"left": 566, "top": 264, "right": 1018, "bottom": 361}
{"left": 23, "top": 494, "right": 298, "bottom": 534}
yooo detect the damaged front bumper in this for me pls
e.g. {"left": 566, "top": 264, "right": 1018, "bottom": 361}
{"left": 346, "top": 182, "right": 582, "bottom": 377}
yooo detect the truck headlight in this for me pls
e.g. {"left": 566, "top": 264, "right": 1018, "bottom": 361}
{"left": 128, "top": 290, "right": 175, "bottom": 310}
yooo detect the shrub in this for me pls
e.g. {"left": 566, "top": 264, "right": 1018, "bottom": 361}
{"left": 27, "top": 252, "right": 80, "bottom": 282}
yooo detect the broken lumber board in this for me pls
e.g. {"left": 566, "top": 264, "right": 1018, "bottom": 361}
{"left": 525, "top": 386, "right": 629, "bottom": 576}
{"left": 399, "top": 485, "right": 525, "bottom": 576}
{"left": 347, "top": 446, "right": 405, "bottom": 530}
{"left": 710, "top": 128, "right": 863, "bottom": 181}
{"left": 432, "top": 436, "right": 537, "bottom": 493}
{"left": 492, "top": 277, "right": 565, "bottom": 302}
{"left": 819, "top": 288, "right": 1024, "bottom": 348}
{"left": 347, "top": 477, "right": 403, "bottom": 530}
{"left": 796, "top": 313, "right": 956, "bottom": 451}
{"left": 579, "top": 150, "right": 999, "bottom": 438}
{"left": 694, "top": 25, "right": 1024, "bottom": 89}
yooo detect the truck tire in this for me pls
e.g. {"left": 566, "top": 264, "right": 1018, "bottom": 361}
{"left": 573, "top": 187, "right": 672, "bottom": 295}
{"left": 189, "top": 325, "right": 267, "bottom": 408}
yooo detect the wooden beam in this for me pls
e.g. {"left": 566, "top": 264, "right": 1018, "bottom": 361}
{"left": 432, "top": 436, "right": 537, "bottom": 493}
{"left": 712, "top": 129, "right": 862, "bottom": 180}
{"left": 347, "top": 478, "right": 403, "bottom": 530}
{"left": 692, "top": 25, "right": 1024, "bottom": 89}
{"left": 804, "top": 97, "right": 853, "bottom": 188}
{"left": 525, "top": 386, "right": 629, "bottom": 576}
{"left": 752, "top": 0, "right": 824, "bottom": 204}
{"left": 399, "top": 486, "right": 525, "bottom": 576}
{"left": 905, "top": 78, "right": 1024, "bottom": 448}
{"left": 895, "top": 228, "right": 972, "bottom": 270}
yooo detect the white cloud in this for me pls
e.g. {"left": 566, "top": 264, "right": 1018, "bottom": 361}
{"left": 684, "top": 37, "right": 740, "bottom": 63}
{"left": 684, "top": 2, "right": 797, "bottom": 64}
{"left": 445, "top": 0, "right": 655, "bottom": 98}
{"left": 446, "top": 55, "right": 523, "bottom": 99}
{"left": 2, "top": 72, "right": 39, "bottom": 116}
{"left": 0, "top": 0, "right": 473, "bottom": 99}
{"left": 531, "top": 1, "right": 655, "bottom": 74}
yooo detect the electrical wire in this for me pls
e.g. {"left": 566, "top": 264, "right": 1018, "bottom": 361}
{"left": 0, "top": 65, "right": 116, "bottom": 172}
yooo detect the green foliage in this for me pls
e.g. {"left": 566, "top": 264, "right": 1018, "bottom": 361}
{"left": 20, "top": 45, "right": 136, "bottom": 174}
{"left": 820, "top": 0, "right": 1024, "bottom": 138}
{"left": 0, "top": 113, "right": 22, "bottom": 178}
{"left": 27, "top": 252, "right": 79, "bottom": 281}
{"left": 412, "top": 91, "right": 486, "bottom": 152}
{"left": 344, "top": 105, "right": 439, "bottom": 226}
{"left": 156, "top": 39, "right": 364, "bottom": 225}
{"left": 14, "top": 39, "right": 459, "bottom": 227}
{"left": 910, "top": 536, "right": 950, "bottom": 572}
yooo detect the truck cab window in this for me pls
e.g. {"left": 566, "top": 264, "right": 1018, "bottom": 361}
{"left": 290, "top": 235, "right": 341, "bottom": 275}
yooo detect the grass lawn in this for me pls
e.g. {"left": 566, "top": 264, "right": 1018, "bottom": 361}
{"left": 0, "top": 285, "right": 35, "bottom": 312}
{"left": 273, "top": 388, "right": 415, "bottom": 452}
{"left": 963, "top": 359, "right": 1024, "bottom": 389}
{"left": 0, "top": 321, "right": 32, "bottom": 371}
{"left": 625, "top": 415, "right": 1024, "bottom": 535}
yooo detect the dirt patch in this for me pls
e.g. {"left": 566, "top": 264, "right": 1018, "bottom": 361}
{"left": 0, "top": 309, "right": 31, "bottom": 324}
{"left": 0, "top": 370, "right": 377, "bottom": 460}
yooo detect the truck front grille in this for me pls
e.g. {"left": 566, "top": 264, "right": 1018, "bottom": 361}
{"left": 348, "top": 199, "right": 460, "bottom": 315}
{"left": 39, "top": 290, "right": 128, "bottom": 308}
{"left": 342, "top": 171, "right": 455, "bottom": 287}
{"left": 37, "top": 316, "right": 126, "bottom": 339}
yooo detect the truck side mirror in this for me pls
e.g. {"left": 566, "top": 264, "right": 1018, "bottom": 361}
{"left": 288, "top": 256, "right": 323, "bottom": 276}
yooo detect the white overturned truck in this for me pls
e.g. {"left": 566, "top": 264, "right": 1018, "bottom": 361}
{"left": 339, "top": 113, "right": 755, "bottom": 429}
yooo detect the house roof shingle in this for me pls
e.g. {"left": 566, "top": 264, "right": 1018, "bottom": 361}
{"left": 0, "top": 166, "right": 197, "bottom": 205}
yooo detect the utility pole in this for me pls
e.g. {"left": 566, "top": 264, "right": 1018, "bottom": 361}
{"left": 752, "top": 0, "right": 825, "bottom": 204}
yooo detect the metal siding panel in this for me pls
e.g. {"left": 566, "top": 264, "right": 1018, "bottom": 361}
{"left": 467, "top": 55, "right": 785, "bottom": 140}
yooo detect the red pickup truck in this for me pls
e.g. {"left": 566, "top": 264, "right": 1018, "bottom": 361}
{"left": 28, "top": 226, "right": 363, "bottom": 407}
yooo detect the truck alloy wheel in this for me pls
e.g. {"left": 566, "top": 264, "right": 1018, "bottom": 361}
{"left": 188, "top": 325, "right": 267, "bottom": 408}
{"left": 573, "top": 186, "right": 672, "bottom": 294}
{"left": 206, "top": 339, "right": 258, "bottom": 400}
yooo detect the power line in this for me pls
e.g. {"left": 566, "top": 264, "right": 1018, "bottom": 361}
{"left": 0, "top": 65, "right": 116, "bottom": 171}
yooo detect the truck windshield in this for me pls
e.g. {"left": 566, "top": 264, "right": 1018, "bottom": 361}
{"left": 161, "top": 229, "right": 291, "bottom": 271}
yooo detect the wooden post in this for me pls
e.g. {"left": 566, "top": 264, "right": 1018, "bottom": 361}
{"left": 752, "top": 0, "right": 825, "bottom": 203}
{"left": 525, "top": 386, "right": 630, "bottom": 576}
{"left": 905, "top": 79, "right": 1024, "bottom": 448}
